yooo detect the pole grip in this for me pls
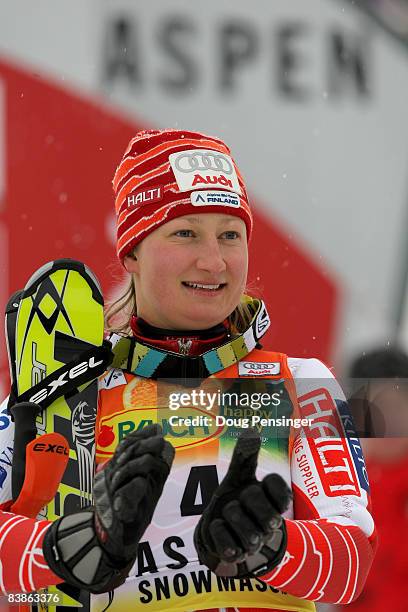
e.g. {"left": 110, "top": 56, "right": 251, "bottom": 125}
{"left": 10, "top": 402, "right": 41, "bottom": 502}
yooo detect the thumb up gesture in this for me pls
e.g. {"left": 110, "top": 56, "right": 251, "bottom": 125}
{"left": 194, "top": 428, "right": 292, "bottom": 578}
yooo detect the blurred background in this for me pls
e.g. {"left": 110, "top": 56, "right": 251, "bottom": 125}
{"left": 1, "top": 0, "right": 407, "bottom": 609}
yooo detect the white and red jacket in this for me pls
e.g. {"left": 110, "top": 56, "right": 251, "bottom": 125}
{"left": 0, "top": 350, "right": 377, "bottom": 611}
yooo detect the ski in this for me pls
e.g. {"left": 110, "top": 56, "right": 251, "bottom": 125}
{"left": 8, "top": 259, "right": 109, "bottom": 611}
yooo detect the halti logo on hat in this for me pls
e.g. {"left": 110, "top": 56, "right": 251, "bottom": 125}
{"left": 169, "top": 149, "right": 241, "bottom": 194}
{"left": 127, "top": 186, "right": 162, "bottom": 208}
{"left": 191, "top": 191, "right": 240, "bottom": 208}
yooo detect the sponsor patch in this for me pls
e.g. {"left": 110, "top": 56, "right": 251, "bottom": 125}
{"left": 0, "top": 401, "right": 13, "bottom": 500}
{"left": 169, "top": 149, "right": 241, "bottom": 194}
{"left": 0, "top": 445, "right": 13, "bottom": 501}
{"left": 299, "top": 388, "right": 360, "bottom": 497}
{"left": 0, "top": 465, "right": 7, "bottom": 489}
{"left": 97, "top": 405, "right": 224, "bottom": 455}
{"left": 126, "top": 186, "right": 162, "bottom": 208}
{"left": 238, "top": 361, "right": 281, "bottom": 376}
{"left": 99, "top": 368, "right": 127, "bottom": 391}
{"left": 191, "top": 191, "right": 240, "bottom": 208}
{"left": 337, "top": 400, "right": 370, "bottom": 492}
{"left": 255, "top": 304, "right": 271, "bottom": 338}
{"left": 0, "top": 406, "right": 11, "bottom": 432}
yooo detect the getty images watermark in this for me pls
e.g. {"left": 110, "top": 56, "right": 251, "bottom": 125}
{"left": 167, "top": 389, "right": 312, "bottom": 429}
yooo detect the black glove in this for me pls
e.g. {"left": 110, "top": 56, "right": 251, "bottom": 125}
{"left": 43, "top": 424, "right": 175, "bottom": 593}
{"left": 194, "top": 428, "right": 291, "bottom": 578}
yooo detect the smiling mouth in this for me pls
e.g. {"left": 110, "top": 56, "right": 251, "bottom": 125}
{"left": 182, "top": 281, "right": 226, "bottom": 291}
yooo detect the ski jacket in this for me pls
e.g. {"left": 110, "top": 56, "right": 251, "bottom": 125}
{"left": 0, "top": 348, "right": 377, "bottom": 611}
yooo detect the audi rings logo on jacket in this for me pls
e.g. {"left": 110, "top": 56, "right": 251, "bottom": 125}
{"left": 174, "top": 150, "right": 233, "bottom": 175}
{"left": 238, "top": 361, "right": 281, "bottom": 376}
{"left": 243, "top": 362, "right": 277, "bottom": 370}
{"left": 169, "top": 149, "right": 241, "bottom": 194}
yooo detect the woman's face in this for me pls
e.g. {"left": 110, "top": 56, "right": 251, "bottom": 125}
{"left": 124, "top": 213, "right": 248, "bottom": 330}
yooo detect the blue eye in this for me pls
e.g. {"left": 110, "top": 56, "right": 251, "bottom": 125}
{"left": 173, "top": 229, "right": 239, "bottom": 239}
{"left": 175, "top": 230, "right": 194, "bottom": 237}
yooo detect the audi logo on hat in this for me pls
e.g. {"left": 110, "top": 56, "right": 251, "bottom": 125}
{"left": 174, "top": 150, "right": 233, "bottom": 174}
{"left": 169, "top": 148, "right": 241, "bottom": 194}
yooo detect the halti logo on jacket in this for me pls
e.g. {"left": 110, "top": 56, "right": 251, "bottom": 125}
{"left": 299, "top": 388, "right": 360, "bottom": 497}
{"left": 169, "top": 149, "right": 241, "bottom": 194}
{"left": 238, "top": 361, "right": 281, "bottom": 376}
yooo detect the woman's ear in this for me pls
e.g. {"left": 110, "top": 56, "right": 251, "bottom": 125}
{"left": 123, "top": 252, "right": 138, "bottom": 273}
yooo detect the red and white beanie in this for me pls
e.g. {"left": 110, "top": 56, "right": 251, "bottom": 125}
{"left": 113, "top": 129, "right": 253, "bottom": 260}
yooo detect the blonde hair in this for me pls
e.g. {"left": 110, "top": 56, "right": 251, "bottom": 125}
{"left": 104, "top": 277, "right": 256, "bottom": 336}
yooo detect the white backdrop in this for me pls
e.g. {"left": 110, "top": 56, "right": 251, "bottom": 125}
{"left": 1, "top": 0, "right": 408, "bottom": 370}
